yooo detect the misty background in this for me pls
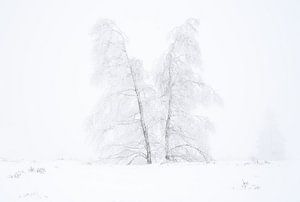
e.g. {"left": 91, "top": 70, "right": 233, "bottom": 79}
{"left": 0, "top": 0, "right": 298, "bottom": 161}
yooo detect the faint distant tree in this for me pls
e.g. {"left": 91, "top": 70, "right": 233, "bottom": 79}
{"left": 256, "top": 111, "right": 285, "bottom": 161}
{"left": 157, "top": 19, "right": 220, "bottom": 162}
{"left": 88, "top": 19, "right": 153, "bottom": 164}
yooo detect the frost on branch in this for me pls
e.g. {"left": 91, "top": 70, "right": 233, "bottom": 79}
{"left": 88, "top": 19, "right": 154, "bottom": 164}
{"left": 157, "top": 19, "right": 220, "bottom": 162}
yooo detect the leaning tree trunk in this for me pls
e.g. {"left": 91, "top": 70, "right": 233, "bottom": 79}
{"left": 129, "top": 65, "right": 152, "bottom": 164}
{"left": 165, "top": 97, "right": 172, "bottom": 161}
{"left": 164, "top": 53, "right": 173, "bottom": 161}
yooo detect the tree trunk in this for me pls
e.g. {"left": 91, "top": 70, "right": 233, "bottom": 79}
{"left": 164, "top": 54, "right": 173, "bottom": 161}
{"left": 129, "top": 65, "right": 152, "bottom": 164}
{"left": 165, "top": 99, "right": 171, "bottom": 161}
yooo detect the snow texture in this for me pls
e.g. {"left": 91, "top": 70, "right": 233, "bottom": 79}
{"left": 1, "top": 159, "right": 299, "bottom": 202}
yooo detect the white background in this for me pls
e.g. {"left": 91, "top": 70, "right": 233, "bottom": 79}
{"left": 0, "top": 0, "right": 299, "bottom": 160}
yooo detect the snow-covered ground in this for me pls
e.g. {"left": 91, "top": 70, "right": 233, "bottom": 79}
{"left": 0, "top": 159, "right": 299, "bottom": 202}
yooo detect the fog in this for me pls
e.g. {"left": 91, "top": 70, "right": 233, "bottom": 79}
{"left": 0, "top": 0, "right": 299, "bottom": 160}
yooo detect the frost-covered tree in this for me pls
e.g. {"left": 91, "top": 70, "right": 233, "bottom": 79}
{"left": 88, "top": 20, "right": 153, "bottom": 164}
{"left": 256, "top": 112, "right": 285, "bottom": 161}
{"left": 157, "top": 19, "right": 220, "bottom": 162}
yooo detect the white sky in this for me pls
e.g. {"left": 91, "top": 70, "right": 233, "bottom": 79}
{"left": 0, "top": 0, "right": 299, "bottom": 160}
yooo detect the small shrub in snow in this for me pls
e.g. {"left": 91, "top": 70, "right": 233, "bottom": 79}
{"left": 36, "top": 168, "right": 46, "bottom": 174}
{"left": 8, "top": 170, "right": 24, "bottom": 179}
{"left": 241, "top": 179, "right": 260, "bottom": 190}
{"left": 28, "top": 166, "right": 35, "bottom": 172}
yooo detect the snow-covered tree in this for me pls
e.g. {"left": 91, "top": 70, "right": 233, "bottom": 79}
{"left": 256, "top": 111, "right": 285, "bottom": 161}
{"left": 88, "top": 19, "right": 153, "bottom": 164}
{"left": 157, "top": 19, "right": 220, "bottom": 162}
